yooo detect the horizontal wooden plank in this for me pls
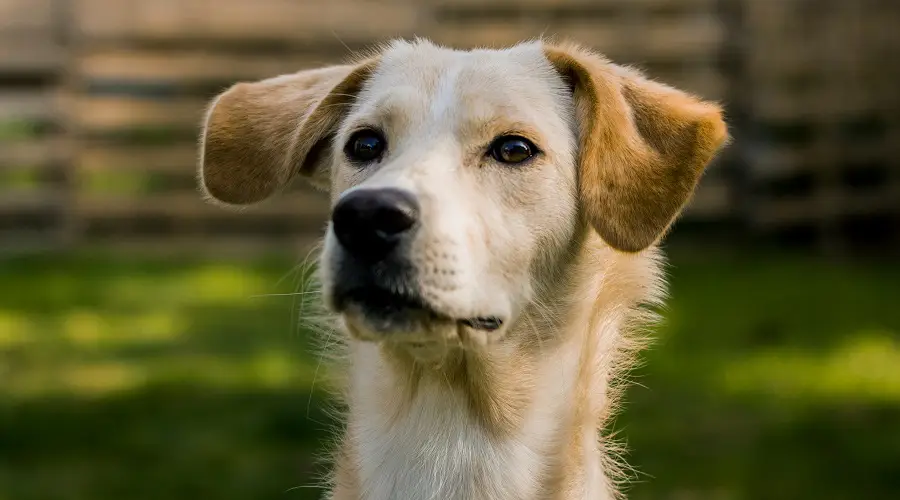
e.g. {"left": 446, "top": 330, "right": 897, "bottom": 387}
{"left": 0, "top": 91, "right": 59, "bottom": 123}
{"left": 599, "top": 16, "right": 724, "bottom": 60}
{"left": 62, "top": 9, "right": 725, "bottom": 113}
{"left": 75, "top": 0, "right": 417, "bottom": 44}
{"left": 0, "top": 138, "right": 66, "bottom": 167}
{"left": 751, "top": 186, "right": 900, "bottom": 227}
{"left": 0, "top": 39, "right": 63, "bottom": 75}
{"left": 77, "top": 49, "right": 329, "bottom": 85}
{"left": 651, "top": 69, "right": 727, "bottom": 101}
{"left": 743, "top": 0, "right": 879, "bottom": 32}
{"left": 78, "top": 48, "right": 724, "bottom": 98}
{"left": 748, "top": 141, "right": 895, "bottom": 180}
{"left": 743, "top": 44, "right": 824, "bottom": 77}
{"left": 0, "top": 189, "right": 63, "bottom": 213}
{"left": 746, "top": 40, "right": 890, "bottom": 78}
{"left": 0, "top": 232, "right": 72, "bottom": 256}
{"left": 428, "top": 15, "right": 723, "bottom": 60}
{"left": 77, "top": 144, "right": 198, "bottom": 173}
{"left": 73, "top": 96, "right": 207, "bottom": 132}
{"left": 683, "top": 178, "right": 732, "bottom": 218}
{"left": 0, "top": 228, "right": 65, "bottom": 254}
{"left": 0, "top": 0, "right": 58, "bottom": 32}
{"left": 78, "top": 144, "right": 377, "bottom": 179}
{"left": 432, "top": 0, "right": 718, "bottom": 11}
{"left": 73, "top": 192, "right": 331, "bottom": 220}
{"left": 71, "top": 234, "right": 322, "bottom": 257}
{"left": 747, "top": 143, "right": 822, "bottom": 179}
{"left": 747, "top": 88, "right": 880, "bottom": 122}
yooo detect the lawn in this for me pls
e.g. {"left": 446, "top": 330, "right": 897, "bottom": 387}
{"left": 0, "top": 251, "right": 898, "bottom": 499}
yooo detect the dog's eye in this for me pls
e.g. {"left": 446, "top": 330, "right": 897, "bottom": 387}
{"left": 345, "top": 129, "right": 386, "bottom": 164}
{"left": 488, "top": 136, "right": 537, "bottom": 164}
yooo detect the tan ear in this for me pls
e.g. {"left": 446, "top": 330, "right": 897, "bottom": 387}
{"left": 544, "top": 43, "right": 729, "bottom": 252}
{"left": 199, "top": 59, "right": 379, "bottom": 205}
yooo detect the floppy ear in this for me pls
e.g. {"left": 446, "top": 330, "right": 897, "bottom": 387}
{"left": 198, "top": 59, "right": 379, "bottom": 205}
{"left": 544, "top": 43, "right": 729, "bottom": 252}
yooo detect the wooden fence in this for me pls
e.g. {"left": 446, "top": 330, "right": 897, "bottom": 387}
{"left": 68, "top": 0, "right": 417, "bottom": 253}
{"left": 739, "top": 0, "right": 900, "bottom": 251}
{"left": 1, "top": 0, "right": 897, "bottom": 254}
{"left": 0, "top": 0, "right": 68, "bottom": 251}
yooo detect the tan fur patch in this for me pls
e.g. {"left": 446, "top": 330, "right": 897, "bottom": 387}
{"left": 199, "top": 60, "right": 378, "bottom": 205}
{"left": 544, "top": 42, "right": 729, "bottom": 252}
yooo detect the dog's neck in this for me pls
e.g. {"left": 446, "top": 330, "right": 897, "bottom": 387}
{"left": 331, "top": 235, "right": 663, "bottom": 500}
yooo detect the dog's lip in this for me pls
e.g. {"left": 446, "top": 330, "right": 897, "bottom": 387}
{"left": 336, "top": 287, "right": 504, "bottom": 332}
{"left": 338, "top": 286, "right": 443, "bottom": 318}
{"left": 459, "top": 316, "right": 504, "bottom": 331}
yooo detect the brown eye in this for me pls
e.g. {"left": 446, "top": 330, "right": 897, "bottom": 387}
{"left": 345, "top": 129, "right": 386, "bottom": 164}
{"left": 489, "top": 136, "right": 537, "bottom": 164}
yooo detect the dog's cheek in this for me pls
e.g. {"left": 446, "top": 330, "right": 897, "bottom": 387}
{"left": 480, "top": 182, "right": 543, "bottom": 303}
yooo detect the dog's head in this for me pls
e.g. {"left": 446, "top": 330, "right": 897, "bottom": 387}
{"left": 199, "top": 40, "right": 727, "bottom": 355}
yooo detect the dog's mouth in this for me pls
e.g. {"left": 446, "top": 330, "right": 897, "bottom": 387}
{"left": 336, "top": 286, "right": 503, "bottom": 337}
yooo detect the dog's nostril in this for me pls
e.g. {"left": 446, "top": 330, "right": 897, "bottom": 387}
{"left": 332, "top": 188, "right": 420, "bottom": 261}
{"left": 371, "top": 198, "right": 417, "bottom": 236}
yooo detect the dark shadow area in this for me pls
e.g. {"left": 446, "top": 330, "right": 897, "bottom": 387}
{"left": 0, "top": 385, "right": 335, "bottom": 500}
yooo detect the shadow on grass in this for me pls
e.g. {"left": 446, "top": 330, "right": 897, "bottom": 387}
{"left": 1, "top": 254, "right": 336, "bottom": 499}
{"left": 0, "top": 384, "right": 336, "bottom": 500}
{"left": 618, "top": 249, "right": 900, "bottom": 500}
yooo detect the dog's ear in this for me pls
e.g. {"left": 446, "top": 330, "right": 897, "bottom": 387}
{"left": 544, "top": 43, "right": 729, "bottom": 252}
{"left": 199, "top": 59, "right": 379, "bottom": 205}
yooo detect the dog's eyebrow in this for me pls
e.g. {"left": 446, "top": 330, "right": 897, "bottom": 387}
{"left": 458, "top": 116, "right": 545, "bottom": 148}
{"left": 348, "top": 91, "right": 420, "bottom": 135}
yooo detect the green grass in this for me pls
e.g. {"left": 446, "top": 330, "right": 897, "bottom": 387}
{"left": 0, "top": 251, "right": 898, "bottom": 499}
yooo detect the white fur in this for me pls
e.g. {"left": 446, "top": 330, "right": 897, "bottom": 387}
{"left": 322, "top": 40, "right": 630, "bottom": 499}
{"left": 348, "top": 336, "right": 593, "bottom": 500}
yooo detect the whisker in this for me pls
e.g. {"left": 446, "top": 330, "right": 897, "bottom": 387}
{"left": 248, "top": 291, "right": 319, "bottom": 298}
{"left": 308, "top": 325, "right": 337, "bottom": 418}
{"left": 331, "top": 30, "right": 353, "bottom": 57}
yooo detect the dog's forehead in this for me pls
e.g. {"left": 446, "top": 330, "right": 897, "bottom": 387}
{"left": 365, "top": 40, "right": 563, "bottom": 110}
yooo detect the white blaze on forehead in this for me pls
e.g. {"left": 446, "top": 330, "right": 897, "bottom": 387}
{"left": 360, "top": 40, "right": 570, "bottom": 137}
{"left": 429, "top": 56, "right": 463, "bottom": 127}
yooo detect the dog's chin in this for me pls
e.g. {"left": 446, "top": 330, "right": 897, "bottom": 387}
{"left": 334, "top": 289, "right": 507, "bottom": 361}
{"left": 340, "top": 301, "right": 457, "bottom": 341}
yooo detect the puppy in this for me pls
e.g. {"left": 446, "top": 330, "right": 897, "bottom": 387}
{"left": 199, "top": 39, "right": 728, "bottom": 500}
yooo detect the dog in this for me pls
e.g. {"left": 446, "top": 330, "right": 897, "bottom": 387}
{"left": 198, "top": 38, "right": 728, "bottom": 500}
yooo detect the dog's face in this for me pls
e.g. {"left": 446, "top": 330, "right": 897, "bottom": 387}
{"left": 199, "top": 40, "right": 727, "bottom": 355}
{"left": 321, "top": 42, "right": 578, "bottom": 347}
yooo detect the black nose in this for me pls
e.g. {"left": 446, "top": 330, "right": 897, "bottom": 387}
{"left": 331, "top": 188, "right": 420, "bottom": 261}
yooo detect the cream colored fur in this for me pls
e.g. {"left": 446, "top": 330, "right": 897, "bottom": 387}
{"left": 198, "top": 38, "right": 728, "bottom": 499}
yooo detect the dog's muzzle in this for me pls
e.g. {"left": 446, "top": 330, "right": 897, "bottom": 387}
{"left": 328, "top": 188, "right": 503, "bottom": 336}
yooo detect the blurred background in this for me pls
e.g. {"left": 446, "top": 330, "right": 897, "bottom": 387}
{"left": 0, "top": 0, "right": 898, "bottom": 499}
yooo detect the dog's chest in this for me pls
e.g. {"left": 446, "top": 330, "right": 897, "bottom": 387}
{"left": 347, "top": 343, "right": 584, "bottom": 500}
{"left": 352, "top": 386, "right": 543, "bottom": 499}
